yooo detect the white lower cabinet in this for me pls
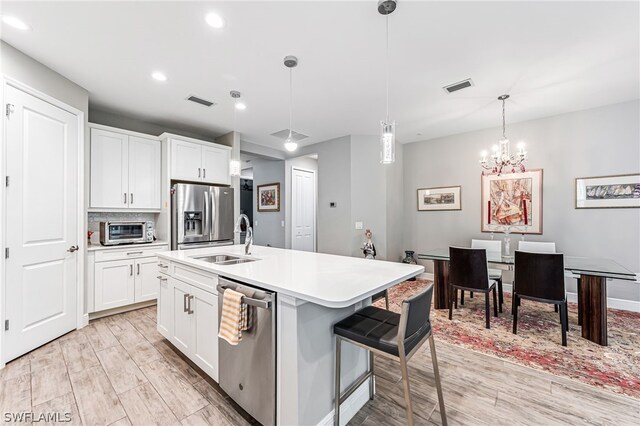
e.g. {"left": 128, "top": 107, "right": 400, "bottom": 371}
{"left": 157, "top": 262, "right": 219, "bottom": 381}
{"left": 90, "top": 245, "right": 169, "bottom": 313}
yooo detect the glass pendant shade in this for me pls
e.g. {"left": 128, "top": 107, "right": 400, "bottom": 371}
{"left": 229, "top": 160, "right": 241, "bottom": 177}
{"left": 380, "top": 121, "right": 396, "bottom": 164}
{"left": 284, "top": 134, "right": 298, "bottom": 152}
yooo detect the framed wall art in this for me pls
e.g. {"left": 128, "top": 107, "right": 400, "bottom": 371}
{"left": 481, "top": 169, "right": 543, "bottom": 234}
{"left": 257, "top": 182, "right": 281, "bottom": 212}
{"left": 575, "top": 173, "right": 640, "bottom": 209}
{"left": 417, "top": 186, "right": 461, "bottom": 211}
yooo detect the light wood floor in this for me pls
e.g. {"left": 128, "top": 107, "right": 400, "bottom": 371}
{"left": 0, "top": 306, "right": 637, "bottom": 426}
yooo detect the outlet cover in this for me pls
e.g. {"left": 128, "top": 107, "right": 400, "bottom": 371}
{"left": 355, "top": 221, "right": 364, "bottom": 230}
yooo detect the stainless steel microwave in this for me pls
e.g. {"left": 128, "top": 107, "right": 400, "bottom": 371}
{"left": 100, "top": 221, "right": 154, "bottom": 246}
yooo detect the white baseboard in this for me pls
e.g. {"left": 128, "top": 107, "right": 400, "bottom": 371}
{"left": 414, "top": 274, "right": 639, "bottom": 313}
{"left": 317, "top": 377, "right": 371, "bottom": 426}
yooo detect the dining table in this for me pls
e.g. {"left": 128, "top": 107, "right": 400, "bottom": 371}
{"left": 418, "top": 248, "right": 637, "bottom": 346}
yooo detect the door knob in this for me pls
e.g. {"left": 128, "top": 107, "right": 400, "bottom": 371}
{"left": 67, "top": 245, "right": 79, "bottom": 253}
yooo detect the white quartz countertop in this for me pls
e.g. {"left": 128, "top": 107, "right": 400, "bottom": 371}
{"left": 157, "top": 245, "right": 424, "bottom": 308}
{"left": 87, "top": 240, "right": 169, "bottom": 251}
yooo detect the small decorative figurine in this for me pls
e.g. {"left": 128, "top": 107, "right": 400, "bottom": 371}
{"left": 362, "top": 229, "right": 376, "bottom": 259}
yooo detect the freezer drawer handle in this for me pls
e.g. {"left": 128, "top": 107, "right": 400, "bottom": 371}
{"left": 216, "top": 284, "right": 272, "bottom": 310}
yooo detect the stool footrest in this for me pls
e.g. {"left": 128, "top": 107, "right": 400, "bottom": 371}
{"left": 339, "top": 369, "right": 373, "bottom": 405}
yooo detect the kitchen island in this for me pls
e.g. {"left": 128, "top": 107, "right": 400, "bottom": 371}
{"left": 156, "top": 245, "right": 423, "bottom": 426}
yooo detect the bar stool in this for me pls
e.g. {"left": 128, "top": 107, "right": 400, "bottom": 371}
{"left": 333, "top": 285, "right": 447, "bottom": 426}
{"left": 371, "top": 289, "right": 390, "bottom": 309}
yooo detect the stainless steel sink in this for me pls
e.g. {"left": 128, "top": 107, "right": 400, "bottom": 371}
{"left": 194, "top": 254, "right": 257, "bottom": 265}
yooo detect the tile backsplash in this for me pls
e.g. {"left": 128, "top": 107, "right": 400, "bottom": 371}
{"left": 88, "top": 212, "right": 157, "bottom": 244}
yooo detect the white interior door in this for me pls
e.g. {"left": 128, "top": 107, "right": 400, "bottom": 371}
{"left": 291, "top": 168, "right": 316, "bottom": 252}
{"left": 128, "top": 136, "right": 160, "bottom": 209}
{"left": 90, "top": 128, "right": 128, "bottom": 208}
{"left": 4, "top": 84, "right": 79, "bottom": 362}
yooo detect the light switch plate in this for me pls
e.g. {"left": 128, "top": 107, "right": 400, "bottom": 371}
{"left": 355, "top": 221, "right": 364, "bottom": 230}
{"left": 281, "top": 220, "right": 285, "bottom": 227}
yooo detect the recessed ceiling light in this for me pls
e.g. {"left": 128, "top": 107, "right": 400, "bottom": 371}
{"left": 151, "top": 72, "right": 167, "bottom": 82}
{"left": 235, "top": 102, "right": 247, "bottom": 111}
{"left": 205, "top": 13, "right": 226, "bottom": 29}
{"left": 2, "top": 15, "right": 30, "bottom": 31}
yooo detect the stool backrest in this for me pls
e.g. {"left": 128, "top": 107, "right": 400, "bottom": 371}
{"left": 449, "top": 247, "right": 490, "bottom": 290}
{"left": 514, "top": 251, "right": 565, "bottom": 301}
{"left": 401, "top": 283, "right": 433, "bottom": 339}
{"left": 518, "top": 241, "right": 556, "bottom": 253}
{"left": 471, "top": 239, "right": 502, "bottom": 262}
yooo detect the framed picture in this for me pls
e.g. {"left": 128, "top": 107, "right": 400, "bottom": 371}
{"left": 417, "top": 186, "right": 461, "bottom": 211}
{"left": 575, "top": 173, "right": 640, "bottom": 209}
{"left": 481, "top": 169, "right": 543, "bottom": 234}
{"left": 257, "top": 183, "right": 281, "bottom": 212}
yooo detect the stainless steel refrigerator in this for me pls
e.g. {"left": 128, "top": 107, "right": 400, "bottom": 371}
{"left": 171, "top": 183, "right": 234, "bottom": 250}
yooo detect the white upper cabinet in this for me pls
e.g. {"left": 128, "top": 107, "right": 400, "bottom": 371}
{"left": 90, "top": 128, "right": 129, "bottom": 208}
{"left": 129, "top": 136, "right": 161, "bottom": 209}
{"left": 202, "top": 145, "right": 230, "bottom": 184}
{"left": 90, "top": 125, "right": 161, "bottom": 210}
{"left": 167, "top": 136, "right": 231, "bottom": 185}
{"left": 171, "top": 139, "right": 204, "bottom": 182}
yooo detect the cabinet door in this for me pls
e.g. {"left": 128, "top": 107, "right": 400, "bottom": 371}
{"left": 90, "top": 128, "right": 129, "bottom": 208}
{"left": 134, "top": 257, "right": 160, "bottom": 303}
{"left": 202, "top": 145, "right": 230, "bottom": 185}
{"left": 171, "top": 278, "right": 194, "bottom": 353}
{"left": 128, "top": 136, "right": 161, "bottom": 209}
{"left": 95, "top": 259, "right": 135, "bottom": 311}
{"left": 157, "top": 274, "right": 172, "bottom": 339}
{"left": 190, "top": 286, "right": 218, "bottom": 380}
{"left": 171, "top": 139, "right": 202, "bottom": 182}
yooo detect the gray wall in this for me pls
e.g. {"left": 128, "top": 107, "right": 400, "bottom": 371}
{"left": 403, "top": 100, "right": 640, "bottom": 301}
{"left": 252, "top": 159, "right": 286, "bottom": 248}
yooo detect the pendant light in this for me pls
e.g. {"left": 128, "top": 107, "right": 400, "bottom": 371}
{"left": 229, "top": 90, "right": 242, "bottom": 177}
{"left": 378, "top": 0, "right": 397, "bottom": 164}
{"left": 283, "top": 55, "right": 299, "bottom": 152}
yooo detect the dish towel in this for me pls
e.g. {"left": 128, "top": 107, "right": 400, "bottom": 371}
{"left": 218, "top": 288, "right": 249, "bottom": 345}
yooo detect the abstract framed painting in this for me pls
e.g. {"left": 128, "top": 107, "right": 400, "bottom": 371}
{"left": 257, "top": 182, "right": 281, "bottom": 212}
{"left": 575, "top": 173, "right": 640, "bottom": 209}
{"left": 481, "top": 169, "right": 543, "bottom": 234}
{"left": 417, "top": 186, "right": 461, "bottom": 211}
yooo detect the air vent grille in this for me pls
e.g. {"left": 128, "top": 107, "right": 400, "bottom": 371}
{"left": 186, "top": 95, "right": 215, "bottom": 107}
{"left": 443, "top": 79, "right": 474, "bottom": 94}
{"left": 270, "top": 129, "right": 309, "bottom": 141}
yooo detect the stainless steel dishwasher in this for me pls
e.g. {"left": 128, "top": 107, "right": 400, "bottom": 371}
{"left": 217, "top": 277, "right": 276, "bottom": 426}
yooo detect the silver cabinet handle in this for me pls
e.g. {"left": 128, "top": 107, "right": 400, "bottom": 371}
{"left": 130, "top": 264, "right": 133, "bottom": 276}
{"left": 198, "top": 168, "right": 201, "bottom": 178}
{"left": 203, "top": 168, "right": 206, "bottom": 179}
{"left": 188, "top": 295, "right": 194, "bottom": 314}
{"left": 130, "top": 193, "right": 134, "bottom": 204}
{"left": 137, "top": 264, "right": 140, "bottom": 275}
{"left": 156, "top": 276, "right": 167, "bottom": 281}
{"left": 127, "top": 251, "right": 143, "bottom": 256}
{"left": 158, "top": 263, "right": 168, "bottom": 269}
{"left": 183, "top": 293, "right": 189, "bottom": 312}
{"left": 67, "top": 245, "right": 79, "bottom": 253}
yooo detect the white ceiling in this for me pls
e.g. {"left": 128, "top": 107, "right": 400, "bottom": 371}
{"left": 2, "top": 1, "right": 638, "bottom": 151}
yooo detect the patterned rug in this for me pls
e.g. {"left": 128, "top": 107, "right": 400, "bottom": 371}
{"left": 374, "top": 279, "right": 640, "bottom": 399}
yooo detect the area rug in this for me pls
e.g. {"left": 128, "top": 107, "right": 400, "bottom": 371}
{"left": 374, "top": 279, "right": 640, "bottom": 399}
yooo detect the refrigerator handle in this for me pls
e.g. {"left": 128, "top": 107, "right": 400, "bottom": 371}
{"left": 203, "top": 190, "right": 211, "bottom": 239}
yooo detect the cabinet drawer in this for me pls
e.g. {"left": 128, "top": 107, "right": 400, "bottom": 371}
{"left": 172, "top": 263, "right": 219, "bottom": 293}
{"left": 95, "top": 245, "right": 168, "bottom": 262}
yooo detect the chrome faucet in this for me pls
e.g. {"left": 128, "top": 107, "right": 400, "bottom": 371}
{"left": 234, "top": 214, "right": 253, "bottom": 255}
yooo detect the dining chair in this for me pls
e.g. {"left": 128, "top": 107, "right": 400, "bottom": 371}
{"left": 517, "top": 241, "right": 556, "bottom": 253}
{"left": 448, "top": 247, "right": 498, "bottom": 329}
{"left": 465, "top": 239, "right": 504, "bottom": 312}
{"left": 516, "top": 241, "right": 560, "bottom": 312}
{"left": 371, "top": 289, "right": 390, "bottom": 310}
{"left": 333, "top": 284, "right": 447, "bottom": 426}
{"left": 512, "top": 251, "right": 569, "bottom": 346}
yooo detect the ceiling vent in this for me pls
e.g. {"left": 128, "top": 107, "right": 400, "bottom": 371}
{"left": 270, "top": 129, "right": 309, "bottom": 141}
{"left": 186, "top": 95, "right": 215, "bottom": 107}
{"left": 443, "top": 79, "right": 474, "bottom": 94}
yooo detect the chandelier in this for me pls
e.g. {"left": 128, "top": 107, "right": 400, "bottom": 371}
{"left": 480, "top": 94, "right": 527, "bottom": 175}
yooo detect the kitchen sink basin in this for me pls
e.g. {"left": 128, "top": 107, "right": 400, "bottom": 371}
{"left": 194, "top": 254, "right": 258, "bottom": 265}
